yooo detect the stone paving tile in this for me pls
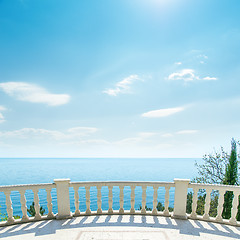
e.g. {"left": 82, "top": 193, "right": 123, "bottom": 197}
{"left": 0, "top": 215, "right": 240, "bottom": 240}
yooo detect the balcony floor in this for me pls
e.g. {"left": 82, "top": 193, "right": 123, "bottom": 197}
{"left": 0, "top": 215, "right": 240, "bottom": 240}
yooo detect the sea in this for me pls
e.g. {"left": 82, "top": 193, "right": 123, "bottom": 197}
{"left": 0, "top": 158, "right": 200, "bottom": 218}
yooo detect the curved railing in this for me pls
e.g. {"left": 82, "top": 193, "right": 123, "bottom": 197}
{"left": 188, "top": 182, "right": 240, "bottom": 225}
{"left": 0, "top": 183, "right": 56, "bottom": 226}
{"left": 0, "top": 179, "right": 240, "bottom": 227}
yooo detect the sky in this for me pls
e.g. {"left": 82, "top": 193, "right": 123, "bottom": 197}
{"left": 0, "top": 0, "right": 240, "bottom": 158}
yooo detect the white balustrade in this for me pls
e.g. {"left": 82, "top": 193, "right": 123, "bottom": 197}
{"left": 73, "top": 186, "right": 80, "bottom": 216}
{"left": 215, "top": 189, "right": 225, "bottom": 222}
{"left": 33, "top": 189, "right": 41, "bottom": 220}
{"left": 108, "top": 186, "right": 113, "bottom": 214}
{"left": 229, "top": 190, "right": 240, "bottom": 225}
{"left": 5, "top": 190, "right": 14, "bottom": 224}
{"left": 203, "top": 188, "right": 211, "bottom": 220}
{"left": 189, "top": 183, "right": 240, "bottom": 226}
{"left": 97, "top": 185, "right": 102, "bottom": 214}
{"left": 46, "top": 187, "right": 54, "bottom": 218}
{"left": 190, "top": 186, "right": 199, "bottom": 219}
{"left": 119, "top": 185, "right": 124, "bottom": 214}
{"left": 130, "top": 185, "right": 135, "bottom": 214}
{"left": 1, "top": 179, "right": 240, "bottom": 227}
{"left": 141, "top": 186, "right": 147, "bottom": 214}
{"left": 20, "top": 190, "right": 29, "bottom": 222}
{"left": 163, "top": 186, "right": 170, "bottom": 216}
{"left": 152, "top": 186, "right": 158, "bottom": 215}
{"left": 0, "top": 183, "right": 55, "bottom": 226}
{"left": 85, "top": 186, "right": 91, "bottom": 215}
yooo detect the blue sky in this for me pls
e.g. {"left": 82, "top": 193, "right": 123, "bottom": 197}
{"left": 0, "top": 0, "right": 240, "bottom": 157}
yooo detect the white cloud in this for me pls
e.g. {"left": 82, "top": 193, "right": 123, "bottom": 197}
{"left": 197, "top": 54, "right": 208, "bottom": 59}
{"left": 176, "top": 130, "right": 198, "bottom": 135}
{"left": 168, "top": 69, "right": 199, "bottom": 82}
{"left": 0, "top": 127, "right": 98, "bottom": 140}
{"left": 0, "top": 106, "right": 6, "bottom": 123}
{"left": 115, "top": 137, "right": 143, "bottom": 145}
{"left": 0, "top": 128, "right": 65, "bottom": 140}
{"left": 0, "top": 113, "right": 4, "bottom": 123}
{"left": 175, "top": 62, "right": 182, "bottom": 65}
{"left": 138, "top": 132, "right": 157, "bottom": 138}
{"left": 142, "top": 106, "right": 184, "bottom": 118}
{"left": 161, "top": 130, "right": 198, "bottom": 137}
{"left": 0, "top": 106, "right": 6, "bottom": 111}
{"left": 202, "top": 76, "right": 218, "bottom": 81}
{"left": 103, "top": 75, "right": 140, "bottom": 96}
{"left": 161, "top": 133, "right": 173, "bottom": 138}
{"left": 60, "top": 139, "right": 109, "bottom": 145}
{"left": 67, "top": 127, "right": 98, "bottom": 136}
{"left": 167, "top": 69, "right": 217, "bottom": 82}
{"left": 0, "top": 82, "right": 70, "bottom": 106}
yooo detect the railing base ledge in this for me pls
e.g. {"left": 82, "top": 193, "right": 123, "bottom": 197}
{"left": 56, "top": 213, "right": 73, "bottom": 220}
{"left": 171, "top": 214, "right": 188, "bottom": 220}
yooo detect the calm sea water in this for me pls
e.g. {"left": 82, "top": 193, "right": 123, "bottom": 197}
{"left": 0, "top": 158, "right": 200, "bottom": 218}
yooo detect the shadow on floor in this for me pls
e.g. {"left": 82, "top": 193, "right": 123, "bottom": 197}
{"left": 0, "top": 215, "right": 240, "bottom": 239}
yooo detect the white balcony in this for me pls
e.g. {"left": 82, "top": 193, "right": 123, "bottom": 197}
{"left": 0, "top": 179, "right": 240, "bottom": 239}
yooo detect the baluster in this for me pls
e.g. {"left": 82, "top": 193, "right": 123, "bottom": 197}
{"left": 163, "top": 186, "right": 170, "bottom": 216}
{"left": 85, "top": 186, "right": 91, "bottom": 215}
{"left": 119, "top": 185, "right": 124, "bottom": 214}
{"left": 190, "top": 187, "right": 199, "bottom": 219}
{"left": 229, "top": 191, "right": 240, "bottom": 225}
{"left": 20, "top": 189, "right": 29, "bottom": 222}
{"left": 33, "top": 189, "right": 41, "bottom": 220}
{"left": 97, "top": 185, "right": 102, "bottom": 214}
{"left": 73, "top": 186, "right": 80, "bottom": 216}
{"left": 203, "top": 188, "right": 211, "bottom": 220}
{"left": 5, "top": 190, "right": 14, "bottom": 224}
{"left": 141, "top": 186, "right": 147, "bottom": 214}
{"left": 152, "top": 186, "right": 158, "bottom": 215}
{"left": 46, "top": 188, "right": 54, "bottom": 218}
{"left": 215, "top": 189, "right": 225, "bottom": 222}
{"left": 108, "top": 186, "right": 113, "bottom": 214}
{"left": 130, "top": 185, "right": 135, "bottom": 214}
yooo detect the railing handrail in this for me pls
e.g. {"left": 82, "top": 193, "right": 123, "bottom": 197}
{"left": 189, "top": 182, "right": 240, "bottom": 190}
{"left": 70, "top": 181, "right": 174, "bottom": 187}
{"left": 0, "top": 183, "right": 56, "bottom": 191}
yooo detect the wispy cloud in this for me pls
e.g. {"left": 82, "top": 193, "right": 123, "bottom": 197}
{"left": 176, "top": 130, "right": 198, "bottom": 135}
{"left": 0, "top": 128, "right": 67, "bottom": 140}
{"left": 0, "top": 106, "right": 6, "bottom": 111}
{"left": 103, "top": 75, "right": 140, "bottom": 96}
{"left": 0, "top": 127, "right": 98, "bottom": 140}
{"left": 115, "top": 137, "right": 143, "bottom": 145}
{"left": 168, "top": 69, "right": 199, "bottom": 82}
{"left": 197, "top": 54, "right": 208, "bottom": 64}
{"left": 0, "top": 113, "right": 5, "bottom": 123}
{"left": 167, "top": 69, "right": 217, "bottom": 82}
{"left": 142, "top": 106, "right": 185, "bottom": 118}
{"left": 60, "top": 139, "right": 109, "bottom": 146}
{"left": 161, "top": 133, "right": 173, "bottom": 138}
{"left": 138, "top": 132, "right": 157, "bottom": 138}
{"left": 161, "top": 130, "right": 198, "bottom": 137}
{"left": 0, "top": 82, "right": 70, "bottom": 106}
{"left": 0, "top": 106, "right": 6, "bottom": 123}
{"left": 202, "top": 76, "right": 218, "bottom": 81}
{"left": 67, "top": 127, "right": 98, "bottom": 137}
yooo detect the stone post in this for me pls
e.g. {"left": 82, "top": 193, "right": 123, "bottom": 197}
{"left": 172, "top": 178, "right": 190, "bottom": 219}
{"left": 54, "top": 179, "right": 72, "bottom": 219}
